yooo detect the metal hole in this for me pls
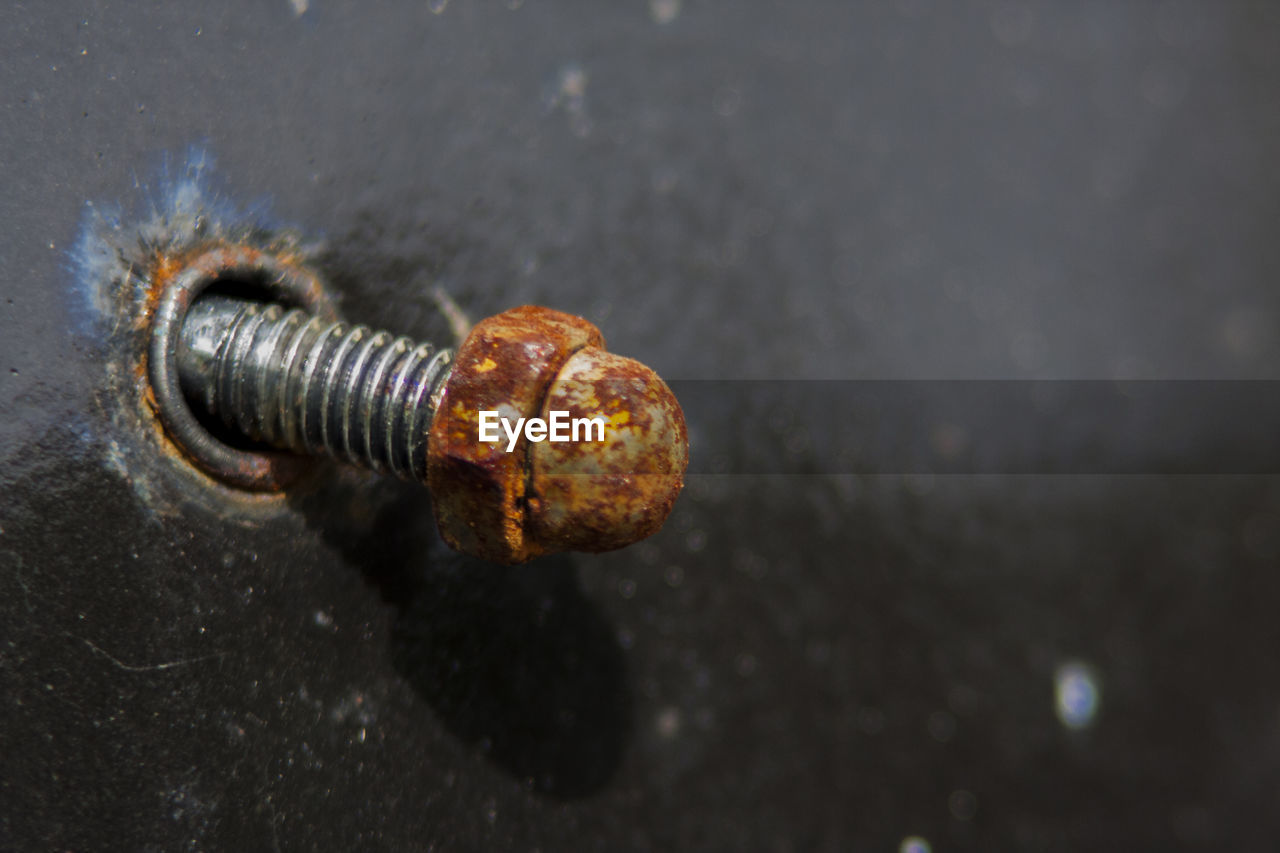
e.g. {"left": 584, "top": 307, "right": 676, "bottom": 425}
{"left": 146, "top": 245, "right": 339, "bottom": 491}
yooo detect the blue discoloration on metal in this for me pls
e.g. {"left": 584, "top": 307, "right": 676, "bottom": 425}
{"left": 70, "top": 146, "right": 278, "bottom": 341}
{"left": 66, "top": 146, "right": 318, "bottom": 519}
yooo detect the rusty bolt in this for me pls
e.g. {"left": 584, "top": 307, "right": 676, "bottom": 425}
{"left": 166, "top": 290, "right": 687, "bottom": 564}
{"left": 426, "top": 306, "right": 688, "bottom": 563}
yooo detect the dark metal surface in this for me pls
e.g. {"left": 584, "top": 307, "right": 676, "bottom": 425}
{"left": 3, "top": 1, "right": 1280, "bottom": 849}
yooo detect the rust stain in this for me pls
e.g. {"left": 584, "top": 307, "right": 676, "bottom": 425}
{"left": 131, "top": 241, "right": 333, "bottom": 492}
{"left": 526, "top": 346, "right": 687, "bottom": 556}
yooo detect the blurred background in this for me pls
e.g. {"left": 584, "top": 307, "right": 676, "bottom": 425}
{"left": 3, "top": 2, "right": 1279, "bottom": 849}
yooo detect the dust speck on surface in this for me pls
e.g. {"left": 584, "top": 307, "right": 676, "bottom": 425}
{"left": 949, "top": 789, "right": 978, "bottom": 821}
{"left": 649, "top": 0, "right": 681, "bottom": 25}
{"left": 329, "top": 689, "right": 377, "bottom": 729}
{"left": 1054, "top": 661, "right": 1101, "bottom": 730}
{"left": 655, "top": 705, "right": 681, "bottom": 739}
{"left": 899, "top": 836, "right": 931, "bottom": 853}
{"left": 546, "top": 63, "right": 592, "bottom": 138}
{"left": 927, "top": 710, "right": 956, "bottom": 743}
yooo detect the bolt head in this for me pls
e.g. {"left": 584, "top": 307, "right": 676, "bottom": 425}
{"left": 427, "top": 306, "right": 688, "bottom": 564}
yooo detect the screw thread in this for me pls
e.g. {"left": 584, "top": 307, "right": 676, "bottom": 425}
{"left": 177, "top": 295, "right": 453, "bottom": 482}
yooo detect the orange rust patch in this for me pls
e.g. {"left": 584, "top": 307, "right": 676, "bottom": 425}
{"left": 426, "top": 305, "right": 605, "bottom": 564}
{"left": 426, "top": 306, "right": 687, "bottom": 564}
{"left": 526, "top": 347, "right": 687, "bottom": 555}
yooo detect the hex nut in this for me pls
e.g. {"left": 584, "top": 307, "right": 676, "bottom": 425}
{"left": 426, "top": 306, "right": 688, "bottom": 563}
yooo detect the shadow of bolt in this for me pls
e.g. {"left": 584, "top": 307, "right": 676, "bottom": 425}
{"left": 293, "top": 476, "right": 630, "bottom": 799}
{"left": 392, "top": 553, "right": 629, "bottom": 798}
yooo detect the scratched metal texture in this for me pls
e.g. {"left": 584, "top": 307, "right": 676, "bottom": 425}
{"left": 3, "top": 1, "right": 1280, "bottom": 850}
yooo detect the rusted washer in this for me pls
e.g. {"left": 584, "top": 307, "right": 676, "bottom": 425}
{"left": 147, "top": 245, "right": 338, "bottom": 490}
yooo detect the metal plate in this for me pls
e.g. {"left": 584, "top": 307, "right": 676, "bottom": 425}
{"left": 3, "top": 2, "right": 1280, "bottom": 848}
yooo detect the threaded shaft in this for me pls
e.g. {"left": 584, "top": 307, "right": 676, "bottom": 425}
{"left": 177, "top": 295, "right": 453, "bottom": 483}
